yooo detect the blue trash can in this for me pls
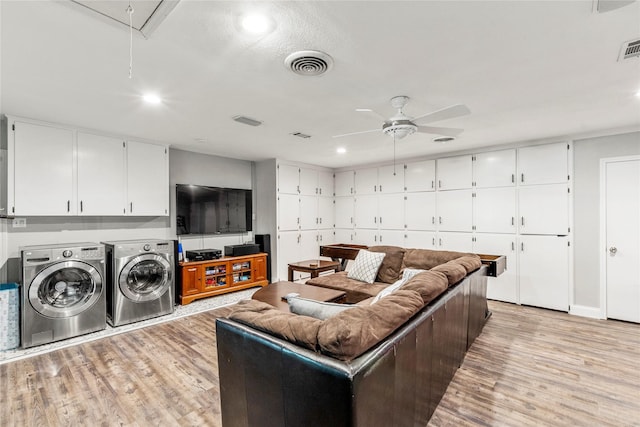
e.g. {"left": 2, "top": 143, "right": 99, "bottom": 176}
{"left": 0, "top": 283, "right": 20, "bottom": 351}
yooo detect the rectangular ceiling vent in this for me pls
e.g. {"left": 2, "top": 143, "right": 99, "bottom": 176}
{"left": 619, "top": 38, "right": 640, "bottom": 61}
{"left": 291, "top": 132, "right": 311, "bottom": 139}
{"left": 232, "top": 116, "right": 263, "bottom": 126}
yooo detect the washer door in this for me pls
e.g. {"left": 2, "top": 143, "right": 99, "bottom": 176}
{"left": 29, "top": 260, "right": 103, "bottom": 318}
{"left": 119, "top": 254, "right": 172, "bottom": 302}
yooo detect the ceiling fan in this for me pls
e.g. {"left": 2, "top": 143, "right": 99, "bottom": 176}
{"left": 333, "top": 96, "right": 470, "bottom": 142}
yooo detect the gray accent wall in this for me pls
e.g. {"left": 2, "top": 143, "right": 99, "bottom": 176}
{"left": 573, "top": 131, "right": 640, "bottom": 309}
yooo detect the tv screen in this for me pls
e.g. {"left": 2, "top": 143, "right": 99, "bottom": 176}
{"left": 176, "top": 184, "right": 252, "bottom": 235}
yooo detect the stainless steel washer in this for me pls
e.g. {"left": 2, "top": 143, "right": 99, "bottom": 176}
{"left": 20, "top": 243, "right": 106, "bottom": 348}
{"left": 103, "top": 239, "right": 174, "bottom": 326}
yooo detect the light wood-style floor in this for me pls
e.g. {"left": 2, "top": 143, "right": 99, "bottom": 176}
{"left": 1, "top": 301, "right": 638, "bottom": 426}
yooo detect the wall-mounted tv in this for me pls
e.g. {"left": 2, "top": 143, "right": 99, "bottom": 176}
{"left": 176, "top": 184, "right": 252, "bottom": 235}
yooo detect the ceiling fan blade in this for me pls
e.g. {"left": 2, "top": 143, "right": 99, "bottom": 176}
{"left": 416, "top": 126, "right": 464, "bottom": 137}
{"left": 596, "top": 0, "right": 634, "bottom": 13}
{"left": 412, "top": 104, "right": 471, "bottom": 124}
{"left": 333, "top": 128, "right": 380, "bottom": 138}
{"left": 355, "top": 108, "right": 388, "bottom": 122}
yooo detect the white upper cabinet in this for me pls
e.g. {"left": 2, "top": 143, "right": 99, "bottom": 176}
{"left": 517, "top": 142, "right": 569, "bottom": 185}
{"left": 278, "top": 194, "right": 299, "bottom": 231}
{"left": 436, "top": 155, "right": 473, "bottom": 190}
{"left": 405, "top": 192, "right": 436, "bottom": 231}
{"left": 473, "top": 149, "right": 516, "bottom": 188}
{"left": 77, "top": 132, "right": 125, "bottom": 216}
{"left": 354, "top": 167, "right": 378, "bottom": 195}
{"left": 436, "top": 189, "right": 473, "bottom": 232}
{"left": 126, "top": 141, "right": 168, "bottom": 216}
{"left": 473, "top": 187, "right": 517, "bottom": 234}
{"left": 519, "top": 184, "right": 569, "bottom": 235}
{"left": 317, "top": 170, "right": 334, "bottom": 196}
{"left": 378, "top": 193, "right": 405, "bottom": 230}
{"left": 334, "top": 197, "right": 354, "bottom": 229}
{"left": 335, "top": 171, "right": 354, "bottom": 196}
{"left": 278, "top": 164, "right": 300, "bottom": 194}
{"left": 354, "top": 195, "right": 378, "bottom": 229}
{"left": 299, "top": 195, "right": 318, "bottom": 230}
{"left": 12, "top": 120, "right": 75, "bottom": 215}
{"left": 377, "top": 165, "right": 404, "bottom": 193}
{"left": 405, "top": 160, "right": 436, "bottom": 192}
{"left": 299, "top": 167, "right": 318, "bottom": 195}
{"left": 317, "top": 197, "right": 334, "bottom": 229}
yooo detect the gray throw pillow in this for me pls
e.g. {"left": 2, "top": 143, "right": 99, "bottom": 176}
{"left": 288, "top": 296, "right": 356, "bottom": 320}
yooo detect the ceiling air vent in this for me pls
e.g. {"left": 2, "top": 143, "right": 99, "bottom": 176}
{"left": 291, "top": 132, "right": 311, "bottom": 139}
{"left": 284, "top": 50, "right": 333, "bottom": 76}
{"left": 619, "top": 38, "right": 640, "bottom": 61}
{"left": 233, "top": 115, "right": 262, "bottom": 126}
{"left": 433, "top": 136, "right": 455, "bottom": 144}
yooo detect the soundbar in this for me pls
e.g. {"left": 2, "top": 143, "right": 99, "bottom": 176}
{"left": 224, "top": 244, "right": 260, "bottom": 257}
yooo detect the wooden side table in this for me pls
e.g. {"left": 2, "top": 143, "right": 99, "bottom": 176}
{"left": 288, "top": 259, "right": 340, "bottom": 281}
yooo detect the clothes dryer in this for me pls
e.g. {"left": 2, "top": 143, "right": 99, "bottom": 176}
{"left": 21, "top": 243, "right": 106, "bottom": 348}
{"left": 103, "top": 239, "right": 174, "bottom": 326}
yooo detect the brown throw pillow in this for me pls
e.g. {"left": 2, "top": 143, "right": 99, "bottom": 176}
{"left": 430, "top": 261, "right": 466, "bottom": 286}
{"left": 401, "top": 270, "right": 448, "bottom": 305}
{"left": 369, "top": 245, "right": 406, "bottom": 283}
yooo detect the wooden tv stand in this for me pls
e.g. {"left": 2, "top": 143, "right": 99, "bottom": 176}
{"left": 178, "top": 253, "right": 268, "bottom": 305}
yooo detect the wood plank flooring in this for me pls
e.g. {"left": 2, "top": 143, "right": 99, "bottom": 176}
{"left": 1, "top": 301, "right": 638, "bottom": 426}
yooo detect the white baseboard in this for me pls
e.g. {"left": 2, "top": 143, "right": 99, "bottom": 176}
{"left": 569, "top": 305, "right": 603, "bottom": 319}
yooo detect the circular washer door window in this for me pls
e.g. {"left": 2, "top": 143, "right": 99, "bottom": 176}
{"left": 119, "top": 254, "right": 172, "bottom": 302}
{"left": 29, "top": 260, "right": 103, "bottom": 318}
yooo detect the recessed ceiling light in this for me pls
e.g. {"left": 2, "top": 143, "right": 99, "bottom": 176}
{"left": 143, "top": 93, "right": 162, "bottom": 105}
{"left": 241, "top": 14, "right": 272, "bottom": 34}
{"left": 337, "top": 147, "right": 346, "bottom": 154}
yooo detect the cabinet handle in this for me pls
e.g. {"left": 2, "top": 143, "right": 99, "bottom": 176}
{"left": 521, "top": 173, "right": 525, "bottom": 183}
{"left": 511, "top": 242, "right": 515, "bottom": 251}
{"left": 374, "top": 217, "right": 377, "bottom": 223}
{"left": 315, "top": 188, "right": 318, "bottom": 194}
{"left": 439, "top": 216, "right": 442, "bottom": 224}
{"left": 521, "top": 217, "right": 525, "bottom": 226}
{"left": 511, "top": 174, "right": 515, "bottom": 183}
{"left": 319, "top": 188, "right": 322, "bottom": 195}
{"left": 319, "top": 218, "right": 322, "bottom": 224}
{"left": 375, "top": 235, "right": 377, "bottom": 242}
{"left": 374, "top": 185, "right": 376, "bottom": 192}
{"left": 380, "top": 235, "right": 383, "bottom": 242}
{"left": 320, "top": 234, "right": 323, "bottom": 241}
{"left": 297, "top": 185, "right": 300, "bottom": 193}
{"left": 188, "top": 268, "right": 197, "bottom": 272}
{"left": 351, "top": 187, "right": 353, "bottom": 194}
{"left": 432, "top": 180, "right": 435, "bottom": 189}
{"left": 432, "top": 237, "right": 435, "bottom": 246}
{"left": 438, "top": 180, "right": 442, "bottom": 188}
{"left": 316, "top": 217, "right": 318, "bottom": 224}
{"left": 379, "top": 185, "right": 382, "bottom": 192}
{"left": 350, "top": 217, "right": 353, "bottom": 224}
{"left": 511, "top": 217, "right": 514, "bottom": 226}
{"left": 432, "top": 217, "right": 435, "bottom": 224}
{"left": 521, "top": 242, "right": 525, "bottom": 252}
{"left": 80, "top": 201, "right": 84, "bottom": 213}
{"left": 379, "top": 216, "right": 382, "bottom": 224}
{"left": 130, "top": 202, "right": 133, "bottom": 213}
{"left": 439, "top": 238, "right": 442, "bottom": 247}
{"left": 67, "top": 200, "right": 70, "bottom": 212}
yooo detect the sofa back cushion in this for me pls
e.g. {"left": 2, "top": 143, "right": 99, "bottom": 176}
{"left": 401, "top": 270, "right": 448, "bottom": 305}
{"left": 347, "top": 249, "right": 386, "bottom": 283}
{"left": 368, "top": 245, "right": 406, "bottom": 283}
{"left": 430, "top": 261, "right": 467, "bottom": 286}
{"left": 454, "top": 255, "right": 483, "bottom": 274}
{"left": 403, "top": 248, "right": 474, "bottom": 270}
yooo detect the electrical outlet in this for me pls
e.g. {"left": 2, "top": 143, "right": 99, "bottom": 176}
{"left": 12, "top": 218, "right": 26, "bottom": 228}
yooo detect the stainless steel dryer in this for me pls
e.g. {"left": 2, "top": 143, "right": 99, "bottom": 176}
{"left": 21, "top": 243, "right": 106, "bottom": 348}
{"left": 103, "top": 239, "right": 174, "bottom": 326}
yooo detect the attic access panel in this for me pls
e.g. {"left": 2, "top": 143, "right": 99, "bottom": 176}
{"left": 70, "top": 0, "right": 179, "bottom": 36}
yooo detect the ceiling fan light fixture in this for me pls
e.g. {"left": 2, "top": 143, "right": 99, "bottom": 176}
{"left": 382, "top": 120, "right": 417, "bottom": 139}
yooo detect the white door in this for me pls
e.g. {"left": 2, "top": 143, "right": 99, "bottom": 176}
{"left": 334, "top": 229, "right": 354, "bottom": 244}
{"left": 474, "top": 188, "right": 517, "bottom": 234}
{"left": 518, "top": 142, "right": 568, "bottom": 185}
{"left": 77, "top": 132, "right": 126, "bottom": 215}
{"left": 436, "top": 155, "right": 473, "bottom": 190}
{"left": 474, "top": 149, "right": 516, "bottom": 188}
{"left": 405, "top": 192, "right": 436, "bottom": 231}
{"left": 335, "top": 170, "right": 354, "bottom": 196}
{"left": 353, "top": 229, "right": 378, "bottom": 246}
{"left": 437, "top": 232, "right": 473, "bottom": 252}
{"left": 354, "top": 195, "right": 378, "bottom": 229}
{"left": 299, "top": 168, "right": 318, "bottom": 195}
{"left": 405, "top": 160, "right": 436, "bottom": 192}
{"left": 318, "top": 197, "right": 334, "bottom": 229}
{"left": 378, "top": 165, "right": 404, "bottom": 193}
{"left": 378, "top": 194, "right": 405, "bottom": 230}
{"left": 300, "top": 230, "right": 320, "bottom": 263}
{"left": 126, "top": 141, "right": 168, "bottom": 216}
{"left": 473, "top": 234, "right": 518, "bottom": 303}
{"left": 318, "top": 229, "right": 334, "bottom": 251}
{"left": 299, "top": 195, "right": 318, "bottom": 230}
{"left": 354, "top": 167, "right": 378, "bottom": 195}
{"left": 278, "top": 194, "right": 299, "bottom": 231}
{"left": 379, "top": 230, "right": 405, "bottom": 247}
{"left": 334, "top": 197, "right": 354, "bottom": 229}
{"left": 436, "top": 190, "right": 473, "bottom": 232}
{"left": 278, "top": 164, "right": 299, "bottom": 194}
{"left": 604, "top": 157, "right": 640, "bottom": 322}
{"left": 277, "top": 231, "right": 300, "bottom": 281}
{"left": 317, "top": 170, "right": 334, "bottom": 196}
{"left": 519, "top": 184, "right": 569, "bottom": 235}
{"left": 404, "top": 231, "right": 437, "bottom": 249}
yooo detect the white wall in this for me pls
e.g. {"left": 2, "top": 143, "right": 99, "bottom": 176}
{"left": 573, "top": 131, "right": 640, "bottom": 309}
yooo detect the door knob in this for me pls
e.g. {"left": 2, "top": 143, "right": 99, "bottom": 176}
{"left": 609, "top": 246, "right": 617, "bottom": 255}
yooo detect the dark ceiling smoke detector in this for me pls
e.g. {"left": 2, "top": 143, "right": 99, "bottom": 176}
{"left": 232, "top": 115, "right": 262, "bottom": 126}
{"left": 284, "top": 50, "right": 334, "bottom": 76}
{"left": 433, "top": 136, "right": 456, "bottom": 143}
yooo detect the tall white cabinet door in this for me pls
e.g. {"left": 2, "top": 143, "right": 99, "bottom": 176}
{"left": 518, "top": 142, "right": 569, "bottom": 185}
{"left": 277, "top": 231, "right": 300, "bottom": 281}
{"left": 335, "top": 171, "right": 354, "bottom": 196}
{"left": 378, "top": 194, "right": 405, "bottom": 230}
{"left": 405, "top": 192, "right": 436, "bottom": 231}
{"left": 405, "top": 160, "right": 436, "bottom": 192}
{"left": 77, "top": 133, "right": 125, "bottom": 215}
{"left": 334, "top": 229, "right": 354, "bottom": 244}
{"left": 474, "top": 188, "right": 517, "bottom": 233}
{"left": 278, "top": 164, "right": 299, "bottom": 194}
{"left": 317, "top": 170, "right": 334, "bottom": 196}
{"left": 404, "top": 231, "right": 437, "bottom": 249}
{"left": 474, "top": 149, "right": 516, "bottom": 188}
{"left": 126, "top": 141, "right": 168, "bottom": 216}
{"left": 519, "top": 184, "right": 569, "bottom": 235}
{"left": 519, "top": 235, "right": 569, "bottom": 311}
{"left": 436, "top": 190, "right": 473, "bottom": 232}
{"left": 13, "top": 121, "right": 75, "bottom": 215}
{"left": 354, "top": 168, "right": 378, "bottom": 195}
{"left": 379, "top": 230, "right": 405, "bottom": 247}
{"left": 437, "top": 232, "right": 473, "bottom": 252}
{"left": 354, "top": 195, "right": 378, "bottom": 229}
{"left": 278, "top": 194, "right": 299, "bottom": 231}
{"left": 317, "top": 229, "right": 334, "bottom": 249}
{"left": 300, "top": 230, "right": 320, "bottom": 262}
{"left": 378, "top": 165, "right": 404, "bottom": 193}
{"left": 299, "top": 168, "right": 318, "bottom": 195}
{"left": 318, "top": 197, "right": 334, "bottom": 229}
{"left": 299, "top": 195, "right": 318, "bottom": 230}
{"left": 473, "top": 234, "right": 518, "bottom": 303}
{"left": 436, "top": 155, "right": 473, "bottom": 190}
{"left": 353, "top": 229, "right": 378, "bottom": 246}
{"left": 334, "top": 197, "right": 354, "bottom": 229}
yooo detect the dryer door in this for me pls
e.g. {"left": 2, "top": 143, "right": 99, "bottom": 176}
{"left": 119, "top": 254, "right": 172, "bottom": 302}
{"left": 29, "top": 260, "right": 103, "bottom": 318}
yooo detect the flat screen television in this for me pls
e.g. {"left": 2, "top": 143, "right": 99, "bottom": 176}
{"left": 176, "top": 184, "right": 252, "bottom": 235}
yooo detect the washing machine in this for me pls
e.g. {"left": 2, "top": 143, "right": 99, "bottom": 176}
{"left": 21, "top": 243, "right": 106, "bottom": 348}
{"left": 103, "top": 239, "right": 174, "bottom": 327}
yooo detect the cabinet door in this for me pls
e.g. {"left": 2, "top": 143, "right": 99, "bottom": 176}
{"left": 379, "top": 230, "right": 405, "bottom": 247}
{"left": 318, "top": 197, "right": 334, "bottom": 229}
{"left": 13, "top": 121, "right": 74, "bottom": 215}
{"left": 317, "top": 170, "right": 334, "bottom": 196}
{"left": 181, "top": 265, "right": 202, "bottom": 297}
{"left": 436, "top": 190, "right": 473, "bottom": 232}
{"left": 253, "top": 255, "right": 267, "bottom": 282}
{"left": 519, "top": 235, "right": 569, "bottom": 311}
{"left": 278, "top": 164, "right": 299, "bottom": 194}
{"left": 474, "top": 149, "right": 516, "bottom": 188}
{"left": 437, "top": 232, "right": 473, "bottom": 252}
{"left": 299, "top": 195, "right": 318, "bottom": 230}
{"left": 278, "top": 194, "right": 299, "bottom": 231}
{"left": 300, "top": 230, "right": 320, "bottom": 262}
{"left": 473, "top": 234, "right": 517, "bottom": 303}
{"left": 353, "top": 229, "right": 378, "bottom": 246}
{"left": 378, "top": 165, "right": 404, "bottom": 193}
{"left": 354, "top": 195, "right": 378, "bottom": 229}
{"left": 404, "top": 231, "right": 437, "bottom": 249}
{"left": 405, "top": 192, "right": 436, "bottom": 231}
{"left": 126, "top": 141, "right": 168, "bottom": 216}
{"left": 405, "top": 160, "right": 436, "bottom": 192}
{"left": 204, "top": 263, "right": 229, "bottom": 290}
{"left": 518, "top": 142, "right": 569, "bottom": 185}
{"left": 436, "top": 155, "right": 473, "bottom": 190}
{"left": 474, "top": 188, "right": 517, "bottom": 234}
{"left": 334, "top": 229, "right": 354, "bottom": 244}
{"left": 334, "top": 197, "right": 354, "bottom": 229}
{"left": 277, "top": 231, "right": 300, "bottom": 281}
{"left": 378, "top": 194, "right": 405, "bottom": 230}
{"left": 317, "top": 229, "right": 334, "bottom": 249}
{"left": 299, "top": 168, "right": 318, "bottom": 195}
{"left": 519, "top": 184, "right": 569, "bottom": 235}
{"left": 77, "top": 132, "right": 126, "bottom": 215}
{"left": 354, "top": 168, "right": 378, "bottom": 195}
{"left": 335, "top": 171, "right": 354, "bottom": 196}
